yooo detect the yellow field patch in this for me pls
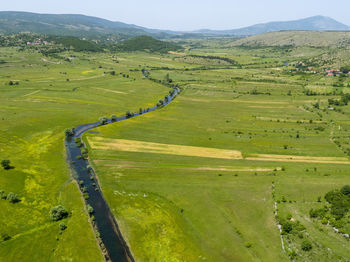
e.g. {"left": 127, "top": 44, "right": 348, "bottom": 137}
{"left": 246, "top": 153, "right": 350, "bottom": 164}
{"left": 168, "top": 51, "right": 186, "bottom": 55}
{"left": 92, "top": 87, "right": 127, "bottom": 95}
{"left": 94, "top": 160, "right": 281, "bottom": 172}
{"left": 82, "top": 70, "right": 94, "bottom": 74}
{"left": 89, "top": 137, "right": 350, "bottom": 165}
{"left": 88, "top": 137, "right": 243, "bottom": 160}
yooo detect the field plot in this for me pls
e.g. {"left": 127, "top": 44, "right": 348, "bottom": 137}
{"left": 2, "top": 34, "right": 350, "bottom": 262}
{"left": 85, "top": 46, "right": 350, "bottom": 262}
{"left": 0, "top": 48, "right": 171, "bottom": 261}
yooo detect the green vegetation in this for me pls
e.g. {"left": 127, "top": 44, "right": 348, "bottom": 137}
{"left": 1, "top": 160, "right": 12, "bottom": 170}
{"left": 310, "top": 185, "right": 350, "bottom": 235}
{"left": 115, "top": 35, "right": 182, "bottom": 53}
{"left": 82, "top": 38, "right": 350, "bottom": 262}
{"left": 3, "top": 31, "right": 350, "bottom": 261}
{"left": 0, "top": 42, "right": 170, "bottom": 261}
{"left": 50, "top": 205, "right": 69, "bottom": 221}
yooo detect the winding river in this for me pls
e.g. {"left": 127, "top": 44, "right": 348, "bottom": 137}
{"left": 65, "top": 81, "right": 179, "bottom": 262}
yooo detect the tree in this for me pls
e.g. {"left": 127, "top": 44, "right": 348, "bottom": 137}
{"left": 1, "top": 160, "right": 11, "bottom": 170}
{"left": 111, "top": 114, "right": 117, "bottom": 122}
{"left": 87, "top": 204, "right": 94, "bottom": 214}
{"left": 6, "top": 192, "right": 19, "bottom": 203}
{"left": 50, "top": 205, "right": 69, "bottom": 221}
{"left": 282, "top": 221, "right": 293, "bottom": 233}
{"left": 164, "top": 73, "right": 172, "bottom": 83}
{"left": 59, "top": 222, "right": 67, "bottom": 231}
{"left": 341, "top": 185, "right": 350, "bottom": 195}
{"left": 99, "top": 116, "right": 108, "bottom": 125}
{"left": 65, "top": 128, "right": 74, "bottom": 137}
{"left": 1, "top": 233, "right": 11, "bottom": 241}
{"left": 301, "top": 240, "right": 312, "bottom": 251}
{"left": 126, "top": 111, "right": 133, "bottom": 118}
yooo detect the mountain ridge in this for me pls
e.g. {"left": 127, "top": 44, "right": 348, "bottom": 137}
{"left": 0, "top": 12, "right": 349, "bottom": 39}
{"left": 193, "top": 16, "right": 350, "bottom": 36}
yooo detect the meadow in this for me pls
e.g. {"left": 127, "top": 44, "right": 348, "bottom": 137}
{"left": 85, "top": 45, "right": 350, "bottom": 261}
{"left": 0, "top": 47, "right": 172, "bottom": 261}
{"left": 1, "top": 36, "right": 350, "bottom": 262}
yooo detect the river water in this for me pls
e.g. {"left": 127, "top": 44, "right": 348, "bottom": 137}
{"left": 65, "top": 86, "right": 179, "bottom": 262}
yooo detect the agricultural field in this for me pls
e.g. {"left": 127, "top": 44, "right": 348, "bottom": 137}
{"left": 1, "top": 34, "right": 350, "bottom": 262}
{"left": 0, "top": 47, "right": 172, "bottom": 261}
{"left": 84, "top": 45, "right": 350, "bottom": 261}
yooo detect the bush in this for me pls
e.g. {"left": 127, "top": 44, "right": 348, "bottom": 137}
{"left": 50, "top": 205, "right": 69, "bottom": 221}
{"left": 87, "top": 204, "right": 94, "bottom": 214}
{"left": 65, "top": 128, "right": 74, "bottom": 137}
{"left": 0, "top": 190, "right": 5, "bottom": 199}
{"left": 111, "top": 114, "right": 117, "bottom": 122}
{"left": 244, "top": 242, "right": 252, "bottom": 248}
{"left": 59, "top": 222, "right": 67, "bottom": 231}
{"left": 282, "top": 221, "right": 293, "bottom": 233}
{"left": 99, "top": 116, "right": 108, "bottom": 125}
{"left": 341, "top": 185, "right": 350, "bottom": 195}
{"left": 6, "top": 192, "right": 19, "bottom": 203}
{"left": 1, "top": 160, "right": 11, "bottom": 170}
{"left": 301, "top": 240, "right": 312, "bottom": 251}
{"left": 1, "top": 233, "right": 11, "bottom": 241}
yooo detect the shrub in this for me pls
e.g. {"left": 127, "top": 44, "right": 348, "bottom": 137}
{"left": 99, "top": 116, "right": 108, "bottom": 125}
{"left": 1, "top": 233, "right": 11, "bottom": 241}
{"left": 1, "top": 160, "right": 11, "bottom": 170}
{"left": 126, "top": 111, "right": 134, "bottom": 118}
{"left": 59, "top": 222, "right": 67, "bottom": 231}
{"left": 83, "top": 192, "right": 89, "bottom": 199}
{"left": 282, "top": 221, "right": 293, "bottom": 233}
{"left": 65, "top": 128, "right": 74, "bottom": 137}
{"left": 50, "top": 205, "right": 69, "bottom": 221}
{"left": 301, "top": 240, "right": 312, "bottom": 251}
{"left": 341, "top": 185, "right": 350, "bottom": 195}
{"left": 6, "top": 192, "right": 19, "bottom": 203}
{"left": 245, "top": 242, "right": 252, "bottom": 248}
{"left": 111, "top": 114, "right": 117, "bottom": 122}
{"left": 87, "top": 204, "right": 94, "bottom": 214}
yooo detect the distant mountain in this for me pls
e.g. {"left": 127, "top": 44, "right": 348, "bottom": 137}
{"left": 227, "top": 31, "right": 350, "bottom": 47}
{"left": 114, "top": 35, "right": 182, "bottom": 53}
{"left": 194, "top": 16, "right": 350, "bottom": 36}
{"left": 0, "top": 11, "right": 150, "bottom": 39}
{"left": 0, "top": 12, "right": 349, "bottom": 40}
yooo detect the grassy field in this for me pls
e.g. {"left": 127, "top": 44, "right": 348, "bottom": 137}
{"left": 2, "top": 37, "right": 350, "bottom": 262}
{"left": 0, "top": 47, "right": 172, "bottom": 261}
{"left": 84, "top": 45, "right": 350, "bottom": 261}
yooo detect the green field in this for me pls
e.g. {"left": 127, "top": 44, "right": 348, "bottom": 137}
{"left": 1, "top": 35, "right": 350, "bottom": 262}
{"left": 84, "top": 46, "right": 350, "bottom": 261}
{"left": 0, "top": 47, "right": 172, "bottom": 261}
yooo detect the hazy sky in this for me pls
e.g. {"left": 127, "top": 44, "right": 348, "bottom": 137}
{"left": 2, "top": 0, "right": 350, "bottom": 30}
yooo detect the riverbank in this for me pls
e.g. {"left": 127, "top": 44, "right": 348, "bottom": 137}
{"left": 65, "top": 82, "right": 180, "bottom": 261}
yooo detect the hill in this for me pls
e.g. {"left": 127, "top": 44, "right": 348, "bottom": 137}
{"left": 0, "top": 11, "right": 149, "bottom": 39}
{"left": 228, "top": 31, "right": 350, "bottom": 47}
{"left": 195, "top": 16, "right": 350, "bottom": 36}
{"left": 114, "top": 35, "right": 182, "bottom": 53}
{"left": 1, "top": 12, "right": 349, "bottom": 40}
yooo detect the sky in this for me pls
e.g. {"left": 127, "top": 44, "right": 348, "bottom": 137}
{"left": 2, "top": 0, "right": 350, "bottom": 31}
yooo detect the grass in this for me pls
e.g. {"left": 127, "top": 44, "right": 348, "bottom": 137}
{"left": 84, "top": 44, "right": 350, "bottom": 261}
{"left": 2, "top": 36, "right": 350, "bottom": 261}
{"left": 0, "top": 47, "right": 171, "bottom": 261}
